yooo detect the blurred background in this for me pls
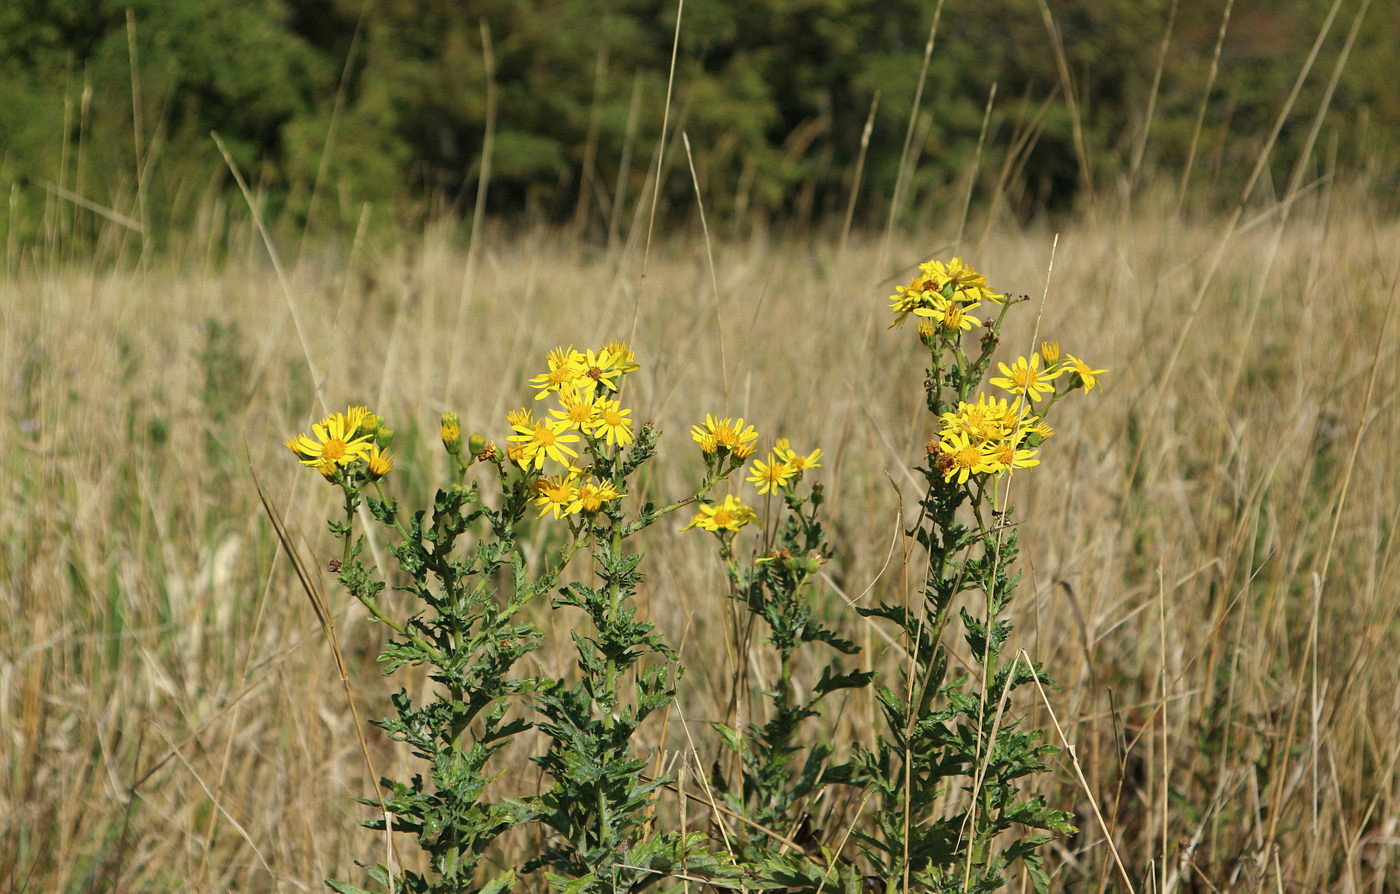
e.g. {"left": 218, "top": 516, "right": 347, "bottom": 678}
{"left": 2, "top": 0, "right": 1397, "bottom": 248}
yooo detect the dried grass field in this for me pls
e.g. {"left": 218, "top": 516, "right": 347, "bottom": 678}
{"left": 3, "top": 184, "right": 1398, "bottom": 891}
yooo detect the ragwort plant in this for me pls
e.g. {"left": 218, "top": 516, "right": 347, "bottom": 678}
{"left": 843, "top": 259, "right": 1101, "bottom": 892}
{"left": 285, "top": 345, "right": 749, "bottom": 893}
{"left": 687, "top": 441, "right": 875, "bottom": 887}
{"left": 284, "top": 259, "right": 1102, "bottom": 893}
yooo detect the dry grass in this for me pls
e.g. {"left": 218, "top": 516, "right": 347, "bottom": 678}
{"left": 2, "top": 183, "right": 1398, "bottom": 892}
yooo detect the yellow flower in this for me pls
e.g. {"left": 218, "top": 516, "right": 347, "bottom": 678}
{"left": 286, "top": 411, "right": 375, "bottom": 468}
{"left": 983, "top": 436, "right": 1039, "bottom": 475}
{"left": 941, "top": 394, "right": 1036, "bottom": 443}
{"left": 773, "top": 439, "right": 822, "bottom": 472}
{"left": 594, "top": 399, "right": 634, "bottom": 447}
{"left": 533, "top": 473, "right": 580, "bottom": 519}
{"left": 691, "top": 414, "right": 758, "bottom": 458}
{"left": 890, "top": 257, "right": 1003, "bottom": 327}
{"left": 580, "top": 347, "right": 623, "bottom": 394}
{"left": 1062, "top": 354, "right": 1108, "bottom": 392}
{"left": 567, "top": 478, "right": 624, "bottom": 515}
{"left": 914, "top": 294, "right": 982, "bottom": 332}
{"left": 928, "top": 257, "right": 1003, "bottom": 304}
{"left": 344, "top": 405, "right": 373, "bottom": 435}
{"left": 550, "top": 388, "right": 601, "bottom": 431}
{"left": 1040, "top": 341, "right": 1060, "bottom": 364}
{"left": 937, "top": 431, "right": 999, "bottom": 485}
{"left": 367, "top": 444, "right": 394, "bottom": 479}
{"left": 529, "top": 346, "right": 586, "bottom": 400}
{"left": 508, "top": 418, "right": 581, "bottom": 470}
{"left": 602, "top": 340, "right": 641, "bottom": 374}
{"left": 441, "top": 412, "right": 462, "bottom": 453}
{"left": 889, "top": 283, "right": 936, "bottom": 328}
{"left": 989, "top": 354, "right": 1057, "bottom": 403}
{"left": 506, "top": 407, "right": 534, "bottom": 429}
{"left": 681, "top": 494, "right": 759, "bottom": 533}
{"left": 747, "top": 456, "right": 796, "bottom": 495}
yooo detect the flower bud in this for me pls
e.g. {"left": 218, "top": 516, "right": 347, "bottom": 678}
{"left": 441, "top": 413, "right": 462, "bottom": 454}
{"left": 468, "top": 433, "right": 487, "bottom": 456}
{"left": 375, "top": 426, "right": 394, "bottom": 447}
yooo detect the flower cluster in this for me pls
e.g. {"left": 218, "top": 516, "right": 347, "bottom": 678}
{"left": 505, "top": 343, "right": 638, "bottom": 519}
{"left": 286, "top": 405, "right": 394, "bottom": 482}
{"left": 988, "top": 343, "right": 1109, "bottom": 402}
{"left": 681, "top": 494, "right": 759, "bottom": 533}
{"left": 932, "top": 395, "right": 1044, "bottom": 485}
{"left": 889, "top": 257, "right": 1004, "bottom": 330}
{"left": 930, "top": 340, "right": 1107, "bottom": 484}
{"left": 681, "top": 420, "right": 825, "bottom": 534}
{"left": 746, "top": 439, "right": 823, "bottom": 495}
{"left": 690, "top": 414, "right": 759, "bottom": 458}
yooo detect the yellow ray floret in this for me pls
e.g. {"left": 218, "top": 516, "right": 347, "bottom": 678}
{"left": 681, "top": 494, "right": 759, "bottom": 533}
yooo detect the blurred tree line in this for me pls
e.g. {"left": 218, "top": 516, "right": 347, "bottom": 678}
{"left": 0, "top": 0, "right": 1393, "bottom": 243}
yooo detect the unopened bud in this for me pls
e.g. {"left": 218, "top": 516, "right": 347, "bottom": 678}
{"left": 468, "top": 433, "right": 487, "bottom": 456}
{"left": 375, "top": 427, "right": 394, "bottom": 447}
{"left": 441, "top": 413, "right": 462, "bottom": 453}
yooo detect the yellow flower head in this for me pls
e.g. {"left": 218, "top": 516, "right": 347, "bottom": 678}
{"left": 681, "top": 494, "right": 759, "bottom": 533}
{"left": 984, "top": 438, "right": 1039, "bottom": 476}
{"left": 507, "top": 418, "right": 581, "bottom": 470}
{"left": 926, "top": 257, "right": 1003, "bottom": 304}
{"left": 567, "top": 478, "right": 624, "bottom": 515}
{"left": 529, "top": 346, "right": 586, "bottom": 400}
{"left": 691, "top": 414, "right": 758, "bottom": 458}
{"left": 941, "top": 394, "right": 1036, "bottom": 444}
{"left": 550, "top": 387, "right": 601, "bottom": 431}
{"left": 1040, "top": 340, "right": 1061, "bottom": 365}
{"left": 367, "top": 444, "right": 395, "bottom": 479}
{"left": 889, "top": 284, "right": 935, "bottom": 328}
{"left": 1062, "top": 353, "right": 1108, "bottom": 392}
{"left": 773, "top": 438, "right": 823, "bottom": 472}
{"left": 594, "top": 399, "right": 634, "bottom": 448}
{"left": 937, "top": 431, "right": 1000, "bottom": 485}
{"left": 890, "top": 257, "right": 1002, "bottom": 327}
{"left": 580, "top": 348, "right": 624, "bottom": 394}
{"left": 602, "top": 341, "right": 641, "bottom": 374}
{"left": 989, "top": 354, "right": 1058, "bottom": 403}
{"left": 533, "top": 473, "right": 580, "bottom": 519}
{"left": 344, "top": 405, "right": 373, "bottom": 435}
{"left": 747, "top": 455, "right": 796, "bottom": 495}
{"left": 286, "top": 410, "right": 375, "bottom": 468}
{"left": 914, "top": 294, "right": 982, "bottom": 332}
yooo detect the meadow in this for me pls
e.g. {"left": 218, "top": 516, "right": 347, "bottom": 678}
{"left": 2, "top": 168, "right": 1397, "bottom": 893}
